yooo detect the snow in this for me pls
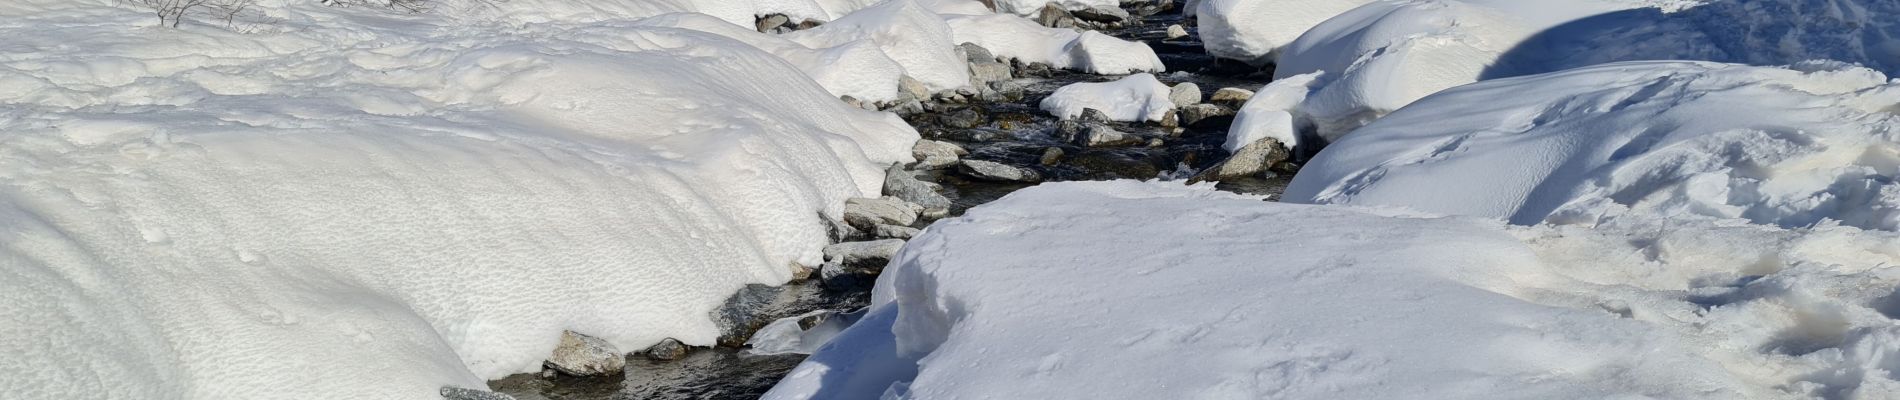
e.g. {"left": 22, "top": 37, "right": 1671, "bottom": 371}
{"left": 1223, "top": 71, "right": 1326, "bottom": 151}
{"left": 989, "top": 0, "right": 1119, "bottom": 16}
{"left": 943, "top": 13, "right": 1165, "bottom": 74}
{"left": 784, "top": 0, "right": 970, "bottom": 92}
{"left": 1039, "top": 73, "right": 1176, "bottom": 122}
{"left": 455, "top": 0, "right": 883, "bottom": 26}
{"left": 633, "top": 13, "right": 907, "bottom": 102}
{"left": 1194, "top": 0, "right": 1375, "bottom": 66}
{"left": 768, "top": 180, "right": 1900, "bottom": 399}
{"left": 1233, "top": 0, "right": 1900, "bottom": 145}
{"left": 0, "top": 1, "right": 922, "bottom": 399}
{"left": 1288, "top": 61, "right": 1900, "bottom": 230}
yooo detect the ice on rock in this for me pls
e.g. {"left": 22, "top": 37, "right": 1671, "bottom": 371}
{"left": 770, "top": 180, "right": 1900, "bottom": 399}
{"left": 1040, "top": 73, "right": 1176, "bottom": 122}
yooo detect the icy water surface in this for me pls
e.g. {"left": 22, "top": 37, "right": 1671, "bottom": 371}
{"left": 493, "top": 7, "right": 1286, "bottom": 400}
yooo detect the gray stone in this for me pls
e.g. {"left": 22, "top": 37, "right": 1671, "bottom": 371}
{"left": 643, "top": 338, "right": 689, "bottom": 361}
{"left": 898, "top": 76, "right": 931, "bottom": 102}
{"left": 939, "top": 108, "right": 986, "bottom": 129}
{"left": 544, "top": 331, "right": 625, "bottom": 376}
{"left": 788, "top": 263, "right": 815, "bottom": 281}
{"left": 969, "top": 62, "right": 1013, "bottom": 84}
{"left": 1078, "top": 124, "right": 1143, "bottom": 147}
{"left": 914, "top": 155, "right": 960, "bottom": 170}
{"left": 1072, "top": 5, "right": 1129, "bottom": 23}
{"left": 872, "top": 224, "right": 922, "bottom": 239}
{"left": 1040, "top": 147, "right": 1065, "bottom": 166}
{"left": 1178, "top": 103, "right": 1235, "bottom": 126}
{"left": 442, "top": 387, "right": 518, "bottom": 400}
{"left": 1014, "top": 60, "right": 1054, "bottom": 77}
{"left": 1209, "top": 87, "right": 1255, "bottom": 106}
{"left": 1166, "top": 24, "right": 1189, "bottom": 39}
{"left": 1189, "top": 137, "right": 1291, "bottom": 183}
{"left": 1077, "top": 108, "right": 1111, "bottom": 124}
{"left": 958, "top": 42, "right": 995, "bottom": 63}
{"left": 843, "top": 197, "right": 921, "bottom": 231}
{"left": 1037, "top": 4, "right": 1075, "bottom": 28}
{"left": 912, "top": 139, "right": 967, "bottom": 160}
{"left": 711, "top": 283, "right": 814, "bottom": 347}
{"left": 796, "top": 19, "right": 824, "bottom": 30}
{"left": 824, "top": 239, "right": 906, "bottom": 271}
{"left": 990, "top": 80, "right": 1027, "bottom": 101}
{"left": 883, "top": 164, "right": 951, "bottom": 218}
{"left": 890, "top": 99, "right": 925, "bottom": 116}
{"left": 755, "top": 14, "right": 790, "bottom": 33}
{"left": 840, "top": 95, "right": 863, "bottom": 109}
{"left": 1159, "top": 109, "right": 1179, "bottom": 128}
{"left": 1168, "top": 82, "right": 1201, "bottom": 107}
{"left": 958, "top": 159, "right": 1043, "bottom": 183}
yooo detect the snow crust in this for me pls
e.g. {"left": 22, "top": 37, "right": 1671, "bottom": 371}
{"left": 1289, "top": 61, "right": 1900, "bottom": 230}
{"left": 944, "top": 14, "right": 1166, "bottom": 74}
{"left": 769, "top": 180, "right": 1900, "bottom": 399}
{"left": 1235, "top": 0, "right": 1900, "bottom": 144}
{"left": 1038, "top": 73, "right": 1176, "bottom": 122}
{"left": 0, "top": 1, "right": 923, "bottom": 399}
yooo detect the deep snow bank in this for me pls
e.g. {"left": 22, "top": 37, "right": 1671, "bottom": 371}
{"left": 1038, "top": 73, "right": 1175, "bottom": 121}
{"left": 0, "top": 1, "right": 918, "bottom": 399}
{"left": 943, "top": 13, "right": 1165, "bottom": 74}
{"left": 1240, "top": 0, "right": 1900, "bottom": 145}
{"left": 1194, "top": 0, "right": 1375, "bottom": 66}
{"left": 767, "top": 181, "right": 1900, "bottom": 399}
{"left": 1288, "top": 61, "right": 1900, "bottom": 230}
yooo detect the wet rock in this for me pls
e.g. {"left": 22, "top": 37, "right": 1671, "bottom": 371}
{"left": 990, "top": 80, "right": 1027, "bottom": 101}
{"left": 887, "top": 98, "right": 925, "bottom": 116}
{"left": 643, "top": 338, "right": 689, "bottom": 361}
{"left": 711, "top": 283, "right": 811, "bottom": 347}
{"left": 789, "top": 263, "right": 815, "bottom": 281}
{"left": 442, "top": 386, "right": 518, "bottom": 400}
{"left": 1078, "top": 124, "right": 1143, "bottom": 147}
{"left": 756, "top": 14, "right": 790, "bottom": 33}
{"left": 1178, "top": 103, "right": 1235, "bottom": 126}
{"left": 1037, "top": 4, "right": 1075, "bottom": 28}
{"left": 1012, "top": 59, "right": 1054, "bottom": 77}
{"left": 1073, "top": 5, "right": 1129, "bottom": 23}
{"left": 1166, "top": 24, "right": 1189, "bottom": 39}
{"left": 1169, "top": 82, "right": 1201, "bottom": 107}
{"left": 1210, "top": 87, "right": 1255, "bottom": 107}
{"left": 1159, "top": 109, "right": 1179, "bottom": 128}
{"left": 544, "top": 331, "right": 625, "bottom": 376}
{"left": 958, "top": 159, "right": 1043, "bottom": 183}
{"left": 1041, "top": 147, "right": 1066, "bottom": 166}
{"left": 821, "top": 239, "right": 906, "bottom": 289}
{"left": 912, "top": 139, "right": 967, "bottom": 159}
{"left": 797, "top": 311, "right": 834, "bottom": 330}
{"left": 872, "top": 224, "right": 922, "bottom": 239}
{"left": 959, "top": 42, "right": 996, "bottom": 63}
{"left": 1189, "top": 137, "right": 1291, "bottom": 183}
{"left": 898, "top": 76, "right": 930, "bottom": 102}
{"left": 969, "top": 62, "right": 1013, "bottom": 84}
{"left": 1069, "top": 151, "right": 1162, "bottom": 180}
{"left": 939, "top": 108, "right": 986, "bottom": 129}
{"left": 883, "top": 164, "right": 951, "bottom": 219}
{"left": 843, "top": 197, "right": 921, "bottom": 231}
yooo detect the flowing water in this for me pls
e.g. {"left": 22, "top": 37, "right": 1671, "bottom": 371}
{"left": 493, "top": 7, "right": 1284, "bottom": 400}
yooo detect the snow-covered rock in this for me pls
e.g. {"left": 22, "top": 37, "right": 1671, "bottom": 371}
{"left": 1040, "top": 73, "right": 1175, "bottom": 122}
{"left": 1288, "top": 61, "right": 1900, "bottom": 230}
{"left": 784, "top": 0, "right": 971, "bottom": 91}
{"left": 1194, "top": 0, "right": 1376, "bottom": 65}
{"left": 944, "top": 13, "right": 1165, "bottom": 74}
{"left": 0, "top": 1, "right": 919, "bottom": 399}
{"left": 768, "top": 180, "right": 1900, "bottom": 398}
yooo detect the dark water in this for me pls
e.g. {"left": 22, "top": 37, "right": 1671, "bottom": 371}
{"left": 492, "top": 7, "right": 1284, "bottom": 400}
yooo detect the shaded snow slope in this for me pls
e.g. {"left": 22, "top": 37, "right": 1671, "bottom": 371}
{"left": 768, "top": 181, "right": 1900, "bottom": 399}
{"left": 1240, "top": 0, "right": 1899, "bottom": 144}
{"left": 0, "top": 1, "right": 919, "bottom": 399}
{"left": 1288, "top": 61, "right": 1900, "bottom": 230}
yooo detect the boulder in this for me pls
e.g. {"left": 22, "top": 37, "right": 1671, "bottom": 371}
{"left": 1178, "top": 103, "right": 1235, "bottom": 126}
{"left": 643, "top": 338, "right": 689, "bottom": 361}
{"left": 958, "top": 159, "right": 1043, "bottom": 183}
{"left": 1209, "top": 87, "right": 1255, "bottom": 106}
{"left": 990, "top": 80, "right": 1027, "bottom": 101}
{"left": 1189, "top": 137, "right": 1291, "bottom": 183}
{"left": 969, "top": 62, "right": 1013, "bottom": 84}
{"left": 958, "top": 42, "right": 995, "bottom": 63}
{"left": 1166, "top": 24, "right": 1188, "bottom": 39}
{"left": 898, "top": 76, "right": 931, "bottom": 102}
{"left": 1168, "top": 82, "right": 1201, "bottom": 107}
{"left": 711, "top": 283, "right": 810, "bottom": 347}
{"left": 544, "top": 331, "right": 625, "bottom": 376}
{"left": 939, "top": 108, "right": 986, "bottom": 129}
{"left": 1077, "top": 107, "right": 1111, "bottom": 124}
{"left": 883, "top": 164, "right": 951, "bottom": 218}
{"left": 872, "top": 224, "right": 923, "bottom": 239}
{"left": 1073, "top": 5, "right": 1129, "bottom": 23}
{"left": 1078, "top": 124, "right": 1143, "bottom": 147}
{"left": 843, "top": 197, "right": 921, "bottom": 231}
{"left": 1037, "top": 4, "right": 1075, "bottom": 28}
{"left": 912, "top": 139, "right": 966, "bottom": 160}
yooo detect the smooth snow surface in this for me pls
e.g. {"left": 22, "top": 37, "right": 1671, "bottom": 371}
{"left": 1238, "top": 0, "right": 1900, "bottom": 144}
{"left": 0, "top": 1, "right": 921, "bottom": 399}
{"left": 769, "top": 180, "right": 1900, "bottom": 399}
{"left": 784, "top": 0, "right": 970, "bottom": 91}
{"left": 1289, "top": 61, "right": 1900, "bottom": 230}
{"left": 944, "top": 14, "right": 1165, "bottom": 74}
{"left": 1194, "top": 0, "right": 1375, "bottom": 65}
{"left": 1038, "top": 73, "right": 1176, "bottom": 122}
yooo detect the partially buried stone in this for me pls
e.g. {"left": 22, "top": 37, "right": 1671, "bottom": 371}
{"left": 643, "top": 338, "right": 688, "bottom": 361}
{"left": 544, "top": 331, "right": 625, "bottom": 376}
{"left": 442, "top": 387, "right": 517, "bottom": 400}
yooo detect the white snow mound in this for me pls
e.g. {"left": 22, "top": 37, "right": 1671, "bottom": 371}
{"left": 1194, "top": 0, "right": 1375, "bottom": 65}
{"left": 0, "top": 2, "right": 918, "bottom": 399}
{"left": 945, "top": 13, "right": 1165, "bottom": 75}
{"left": 1288, "top": 61, "right": 1900, "bottom": 231}
{"left": 1039, "top": 73, "right": 1176, "bottom": 122}
{"left": 767, "top": 180, "right": 1900, "bottom": 399}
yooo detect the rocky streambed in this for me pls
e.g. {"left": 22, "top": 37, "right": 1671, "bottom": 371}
{"left": 490, "top": 4, "right": 1290, "bottom": 400}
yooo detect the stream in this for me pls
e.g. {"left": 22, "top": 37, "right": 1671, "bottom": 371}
{"left": 492, "top": 5, "right": 1284, "bottom": 400}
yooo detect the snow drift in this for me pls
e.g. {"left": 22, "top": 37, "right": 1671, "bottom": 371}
{"left": 766, "top": 180, "right": 1900, "bottom": 399}
{"left": 0, "top": 1, "right": 921, "bottom": 399}
{"left": 1236, "top": 0, "right": 1900, "bottom": 145}
{"left": 943, "top": 13, "right": 1165, "bottom": 74}
{"left": 1288, "top": 61, "right": 1900, "bottom": 230}
{"left": 1039, "top": 73, "right": 1176, "bottom": 122}
{"left": 1194, "top": 0, "right": 1375, "bottom": 66}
